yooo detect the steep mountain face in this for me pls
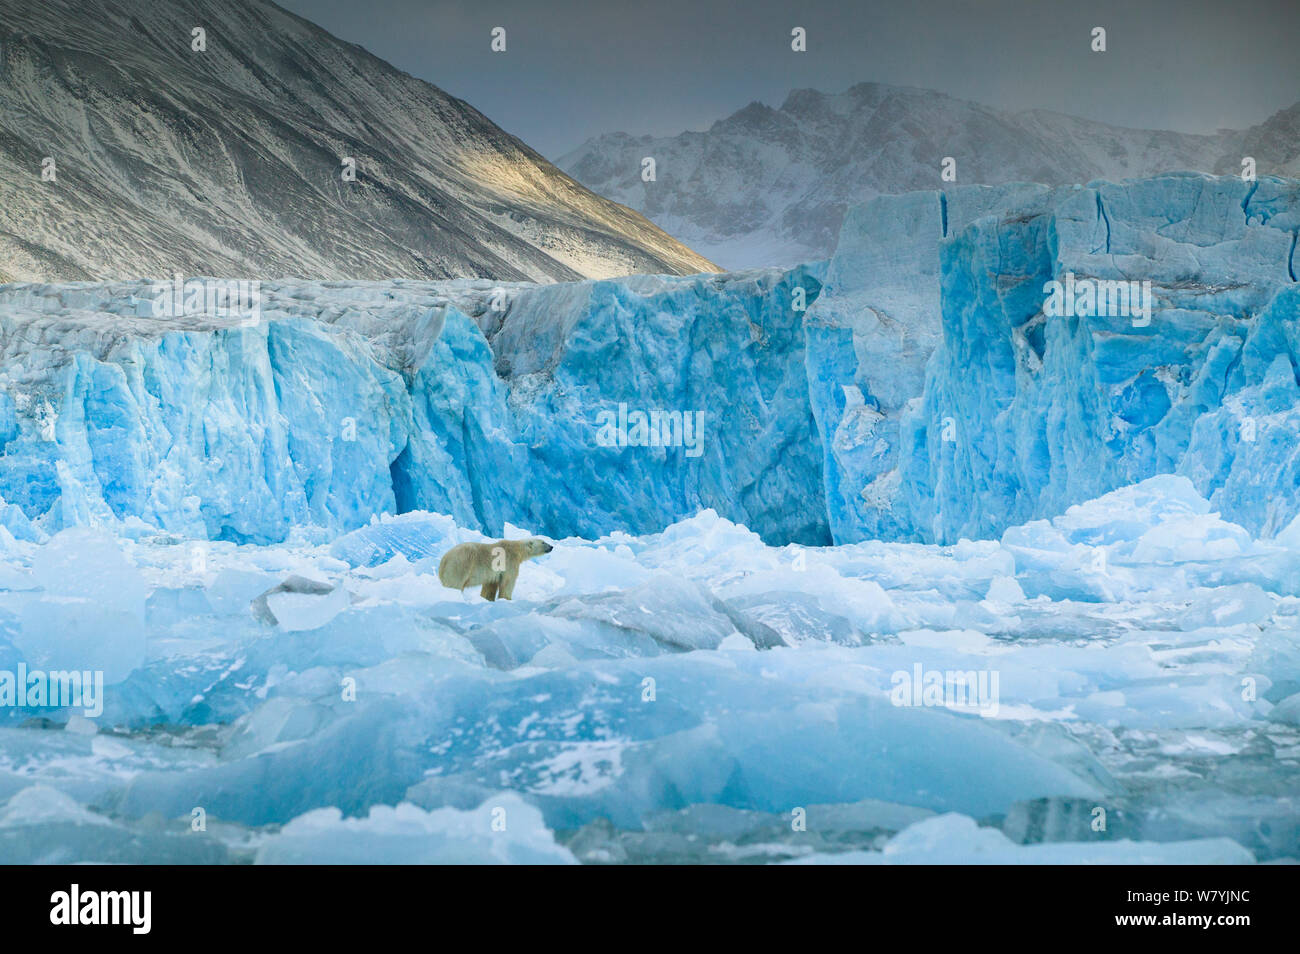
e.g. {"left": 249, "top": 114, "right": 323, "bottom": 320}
{"left": 558, "top": 82, "right": 1300, "bottom": 268}
{"left": 0, "top": 0, "right": 716, "bottom": 283}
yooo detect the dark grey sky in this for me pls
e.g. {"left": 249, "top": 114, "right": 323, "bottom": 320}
{"left": 277, "top": 0, "right": 1300, "bottom": 158}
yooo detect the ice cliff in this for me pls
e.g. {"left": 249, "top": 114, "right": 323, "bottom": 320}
{"left": 0, "top": 267, "right": 828, "bottom": 546}
{"left": 1, "top": 173, "right": 1298, "bottom": 549}
{"left": 808, "top": 172, "right": 1300, "bottom": 544}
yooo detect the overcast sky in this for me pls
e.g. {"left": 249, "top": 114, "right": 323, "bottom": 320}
{"left": 277, "top": 0, "right": 1300, "bottom": 158}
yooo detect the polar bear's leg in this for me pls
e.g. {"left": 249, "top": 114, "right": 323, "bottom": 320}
{"left": 499, "top": 569, "right": 518, "bottom": 600}
{"left": 480, "top": 580, "right": 499, "bottom": 601}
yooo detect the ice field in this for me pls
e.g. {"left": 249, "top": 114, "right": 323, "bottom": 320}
{"left": 0, "top": 475, "right": 1294, "bottom": 863}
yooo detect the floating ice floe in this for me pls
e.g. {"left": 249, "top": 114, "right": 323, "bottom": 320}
{"left": 0, "top": 474, "right": 1292, "bottom": 862}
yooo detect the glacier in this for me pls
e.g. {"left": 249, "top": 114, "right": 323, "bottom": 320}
{"left": 899, "top": 174, "right": 1300, "bottom": 544}
{"left": 1, "top": 172, "right": 1299, "bottom": 862}
{"left": 2, "top": 173, "right": 1296, "bottom": 551}
{"left": 805, "top": 172, "right": 1300, "bottom": 545}
{"left": 0, "top": 267, "right": 828, "bottom": 546}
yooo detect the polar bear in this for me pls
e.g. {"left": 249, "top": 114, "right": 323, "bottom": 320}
{"left": 437, "top": 538, "right": 554, "bottom": 601}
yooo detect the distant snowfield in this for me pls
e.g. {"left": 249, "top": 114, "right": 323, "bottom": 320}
{"left": 0, "top": 475, "right": 1293, "bottom": 863}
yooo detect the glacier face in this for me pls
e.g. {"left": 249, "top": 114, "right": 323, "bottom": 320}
{"left": 2, "top": 174, "right": 1300, "bottom": 551}
{"left": 0, "top": 266, "right": 828, "bottom": 546}
{"left": 896, "top": 174, "right": 1300, "bottom": 544}
{"left": 802, "top": 183, "right": 1051, "bottom": 543}
{"left": 806, "top": 173, "right": 1300, "bottom": 545}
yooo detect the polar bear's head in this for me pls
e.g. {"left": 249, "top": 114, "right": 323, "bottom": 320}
{"left": 519, "top": 538, "right": 554, "bottom": 559}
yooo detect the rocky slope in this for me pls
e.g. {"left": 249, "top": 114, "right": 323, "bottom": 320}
{"left": 0, "top": 0, "right": 717, "bottom": 283}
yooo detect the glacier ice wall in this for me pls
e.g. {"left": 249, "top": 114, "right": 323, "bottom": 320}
{"left": 898, "top": 174, "right": 1300, "bottom": 543}
{"left": 803, "top": 173, "right": 1300, "bottom": 544}
{"left": 802, "top": 183, "right": 1051, "bottom": 542}
{"left": 0, "top": 268, "right": 828, "bottom": 546}
{"left": 1, "top": 173, "right": 1298, "bottom": 548}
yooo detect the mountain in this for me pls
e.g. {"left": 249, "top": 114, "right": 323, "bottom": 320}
{"left": 0, "top": 0, "right": 717, "bottom": 284}
{"left": 558, "top": 82, "right": 1300, "bottom": 268}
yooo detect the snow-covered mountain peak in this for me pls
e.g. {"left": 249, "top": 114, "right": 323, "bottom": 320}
{"left": 559, "top": 81, "right": 1300, "bottom": 268}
